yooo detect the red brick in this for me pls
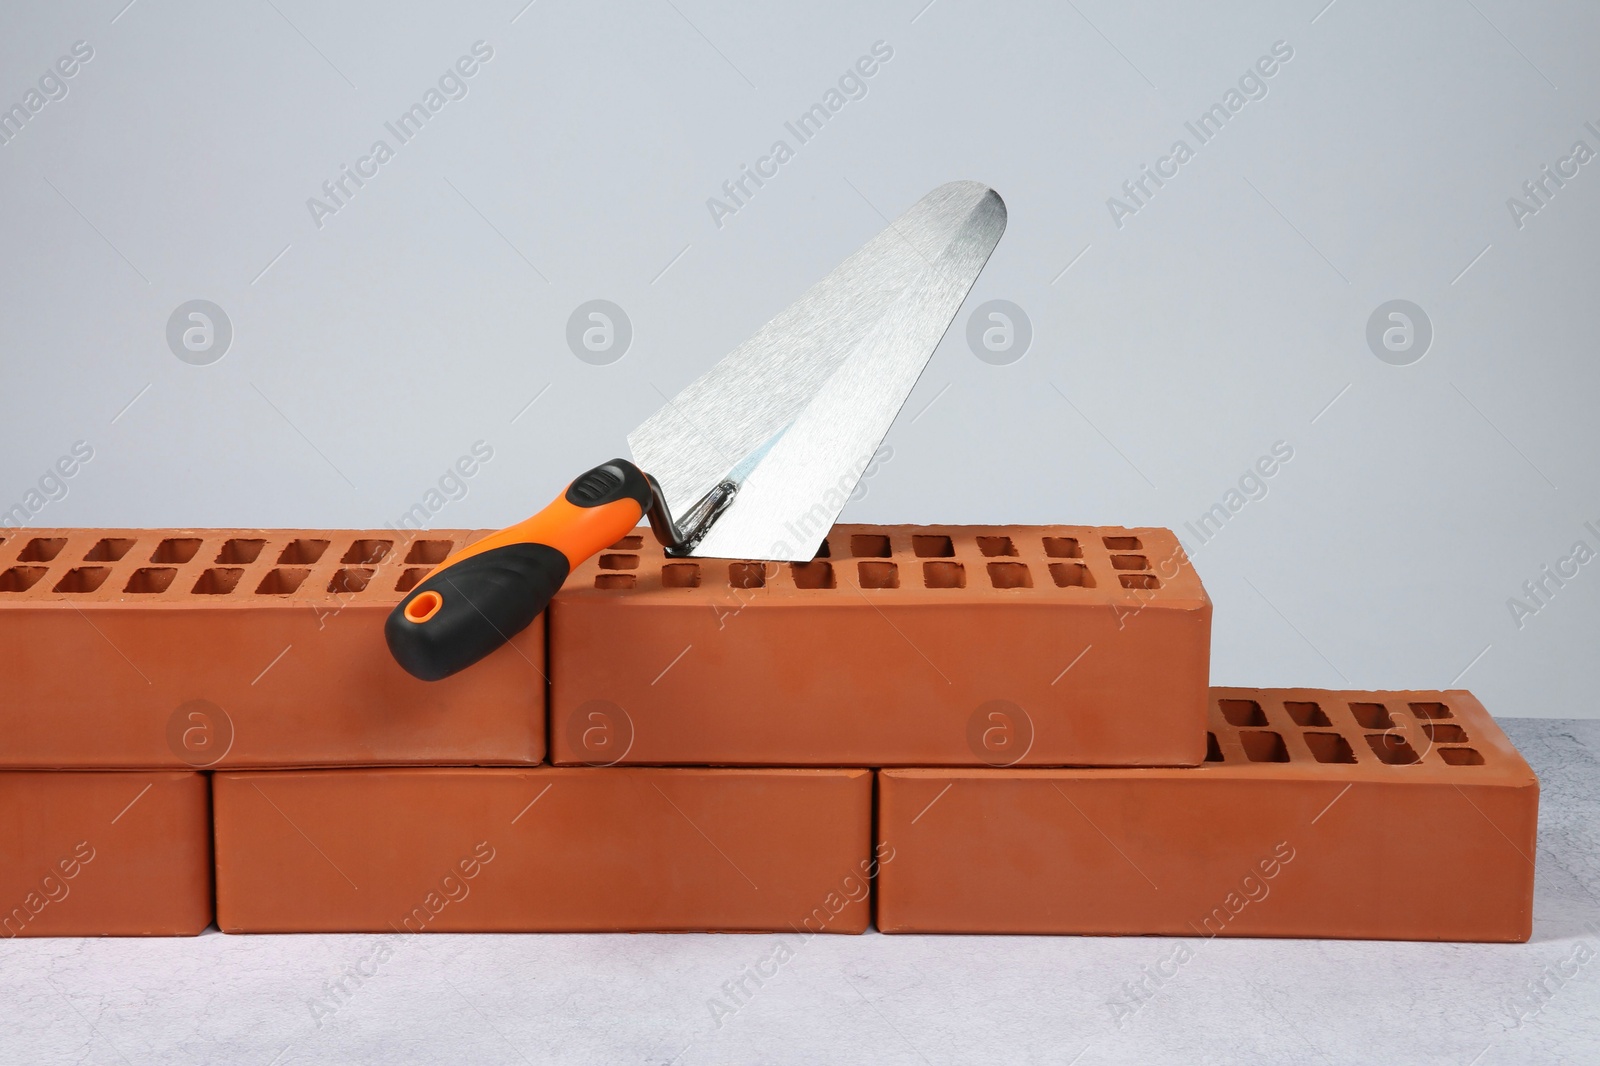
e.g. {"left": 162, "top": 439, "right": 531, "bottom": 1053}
{"left": 0, "top": 771, "right": 211, "bottom": 937}
{"left": 0, "top": 529, "right": 542, "bottom": 768}
{"left": 550, "top": 524, "right": 1210, "bottom": 767}
{"left": 877, "top": 688, "right": 1537, "bottom": 941}
{"left": 213, "top": 767, "right": 873, "bottom": 933}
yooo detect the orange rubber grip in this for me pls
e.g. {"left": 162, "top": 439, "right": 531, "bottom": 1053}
{"left": 384, "top": 459, "right": 652, "bottom": 681}
{"left": 436, "top": 492, "right": 644, "bottom": 573}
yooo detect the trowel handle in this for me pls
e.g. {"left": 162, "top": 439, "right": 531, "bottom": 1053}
{"left": 385, "top": 459, "right": 652, "bottom": 681}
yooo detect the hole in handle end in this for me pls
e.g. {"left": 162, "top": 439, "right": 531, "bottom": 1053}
{"left": 404, "top": 590, "right": 444, "bottom": 624}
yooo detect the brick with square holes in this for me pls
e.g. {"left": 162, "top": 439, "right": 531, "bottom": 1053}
{"left": 549, "top": 524, "right": 1211, "bottom": 767}
{"left": 0, "top": 529, "right": 542, "bottom": 768}
{"left": 876, "top": 688, "right": 1537, "bottom": 941}
{"left": 0, "top": 770, "right": 211, "bottom": 936}
{"left": 212, "top": 767, "right": 871, "bottom": 933}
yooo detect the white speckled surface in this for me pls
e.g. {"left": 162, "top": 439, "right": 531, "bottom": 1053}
{"left": 3, "top": 719, "right": 1595, "bottom": 1065}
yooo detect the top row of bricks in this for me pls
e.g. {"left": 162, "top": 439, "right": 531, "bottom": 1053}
{"left": 0, "top": 531, "right": 464, "bottom": 601}
{"left": 0, "top": 527, "right": 1193, "bottom": 602}
{"left": 1, "top": 532, "right": 455, "bottom": 567}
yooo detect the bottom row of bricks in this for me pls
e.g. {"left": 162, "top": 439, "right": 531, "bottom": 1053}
{"left": 0, "top": 690, "right": 1537, "bottom": 942}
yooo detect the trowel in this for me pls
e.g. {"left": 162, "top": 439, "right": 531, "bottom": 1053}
{"left": 387, "top": 180, "right": 1006, "bottom": 680}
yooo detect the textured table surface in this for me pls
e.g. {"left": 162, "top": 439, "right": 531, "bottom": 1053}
{"left": 3, "top": 718, "right": 1596, "bottom": 1065}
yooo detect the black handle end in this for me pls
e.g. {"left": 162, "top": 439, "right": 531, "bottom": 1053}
{"left": 385, "top": 542, "right": 569, "bottom": 681}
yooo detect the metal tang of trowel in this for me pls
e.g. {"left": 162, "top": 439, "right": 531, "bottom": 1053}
{"left": 386, "top": 180, "right": 1007, "bottom": 680}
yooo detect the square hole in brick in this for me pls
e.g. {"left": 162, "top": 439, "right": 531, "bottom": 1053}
{"left": 858, "top": 561, "right": 899, "bottom": 589}
{"left": 913, "top": 534, "right": 955, "bottom": 558}
{"left": 1219, "top": 698, "right": 1267, "bottom": 727}
{"left": 1205, "top": 732, "right": 1223, "bottom": 762}
{"left": 1284, "top": 701, "right": 1330, "bottom": 727}
{"left": 1119, "top": 574, "right": 1160, "bottom": 590}
{"left": 1439, "top": 747, "right": 1484, "bottom": 766}
{"left": 1241, "top": 731, "right": 1289, "bottom": 762}
{"left": 730, "top": 562, "right": 770, "bottom": 589}
{"left": 1103, "top": 536, "right": 1142, "bottom": 550}
{"left": 851, "top": 534, "right": 892, "bottom": 557}
{"left": 1110, "top": 554, "right": 1149, "bottom": 571}
{"left": 395, "top": 568, "right": 428, "bottom": 593}
{"left": 609, "top": 535, "right": 644, "bottom": 550}
{"left": 1304, "top": 732, "right": 1356, "bottom": 764}
{"left": 256, "top": 568, "right": 309, "bottom": 595}
{"left": 1366, "top": 733, "right": 1420, "bottom": 765}
{"left": 53, "top": 567, "right": 111, "bottom": 594}
{"left": 987, "top": 562, "right": 1032, "bottom": 589}
{"left": 790, "top": 561, "right": 834, "bottom": 589}
{"left": 1424, "top": 723, "right": 1469, "bottom": 744}
{"left": 124, "top": 567, "right": 177, "bottom": 594}
{"left": 1042, "top": 536, "right": 1082, "bottom": 558}
{"left": 0, "top": 565, "right": 48, "bottom": 592}
{"left": 662, "top": 562, "right": 702, "bottom": 588}
{"left": 1409, "top": 701, "right": 1453, "bottom": 719}
{"left": 20, "top": 537, "right": 68, "bottom": 562}
{"left": 150, "top": 538, "right": 201, "bottom": 564}
{"left": 977, "top": 536, "right": 1016, "bottom": 557}
{"left": 923, "top": 561, "right": 966, "bottom": 588}
{"left": 193, "top": 568, "right": 244, "bottom": 595}
{"left": 595, "top": 573, "right": 635, "bottom": 590}
{"left": 342, "top": 540, "right": 392, "bottom": 565}
{"left": 405, "top": 540, "right": 453, "bottom": 564}
{"left": 812, "top": 540, "right": 831, "bottom": 559}
{"left": 277, "top": 539, "right": 329, "bottom": 565}
{"left": 327, "top": 568, "right": 372, "bottom": 595}
{"left": 600, "top": 554, "right": 639, "bottom": 570}
{"left": 1350, "top": 702, "right": 1393, "bottom": 729}
{"left": 1049, "top": 562, "right": 1094, "bottom": 588}
{"left": 84, "top": 537, "right": 136, "bottom": 562}
{"left": 216, "top": 538, "right": 266, "bottom": 564}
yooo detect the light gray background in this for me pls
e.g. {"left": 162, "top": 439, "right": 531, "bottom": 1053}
{"left": 3, "top": 0, "right": 1597, "bottom": 723}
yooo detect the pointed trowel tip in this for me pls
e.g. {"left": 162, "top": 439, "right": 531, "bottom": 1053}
{"left": 935, "top": 180, "right": 1006, "bottom": 231}
{"left": 985, "top": 185, "right": 1007, "bottom": 230}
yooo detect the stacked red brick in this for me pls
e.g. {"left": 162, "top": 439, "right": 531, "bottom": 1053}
{"left": 0, "top": 525, "right": 1535, "bottom": 939}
